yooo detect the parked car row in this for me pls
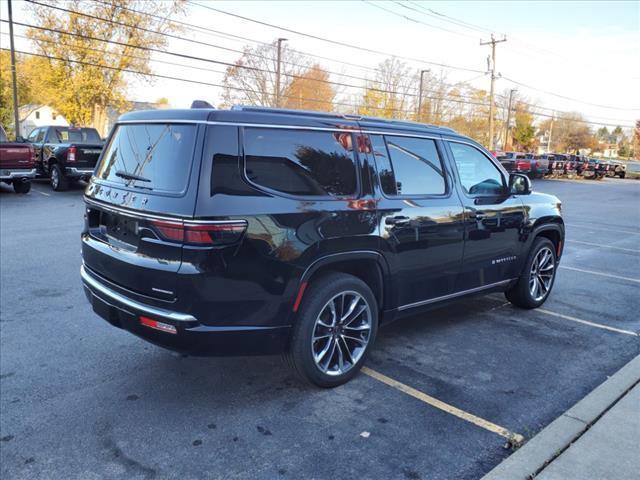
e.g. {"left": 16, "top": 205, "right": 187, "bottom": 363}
{"left": 0, "top": 124, "right": 104, "bottom": 193}
{"left": 494, "top": 151, "right": 626, "bottom": 180}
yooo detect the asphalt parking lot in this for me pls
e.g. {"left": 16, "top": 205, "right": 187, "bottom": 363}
{"left": 1, "top": 177, "right": 639, "bottom": 480}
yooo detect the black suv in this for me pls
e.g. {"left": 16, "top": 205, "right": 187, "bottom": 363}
{"left": 81, "top": 106, "right": 564, "bottom": 387}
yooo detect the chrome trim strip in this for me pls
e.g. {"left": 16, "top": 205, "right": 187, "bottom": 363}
{"left": 397, "top": 278, "right": 515, "bottom": 311}
{"left": 0, "top": 168, "right": 37, "bottom": 179}
{"left": 67, "top": 167, "right": 94, "bottom": 175}
{"left": 85, "top": 197, "right": 181, "bottom": 221}
{"left": 81, "top": 265, "right": 196, "bottom": 323}
{"left": 84, "top": 197, "right": 246, "bottom": 225}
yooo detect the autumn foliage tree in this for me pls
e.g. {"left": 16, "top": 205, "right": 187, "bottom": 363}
{"left": 0, "top": 51, "right": 49, "bottom": 137}
{"left": 539, "top": 113, "right": 595, "bottom": 152}
{"left": 511, "top": 102, "right": 536, "bottom": 151}
{"left": 26, "top": 0, "right": 186, "bottom": 128}
{"left": 283, "top": 64, "right": 335, "bottom": 111}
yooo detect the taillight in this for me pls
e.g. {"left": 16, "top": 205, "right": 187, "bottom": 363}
{"left": 151, "top": 219, "right": 247, "bottom": 246}
{"left": 68, "top": 146, "right": 76, "bottom": 162}
{"left": 515, "top": 160, "right": 530, "bottom": 170}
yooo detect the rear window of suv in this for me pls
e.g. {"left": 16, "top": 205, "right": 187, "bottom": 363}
{"left": 49, "top": 127, "right": 101, "bottom": 143}
{"left": 95, "top": 123, "right": 197, "bottom": 193}
{"left": 244, "top": 128, "right": 357, "bottom": 197}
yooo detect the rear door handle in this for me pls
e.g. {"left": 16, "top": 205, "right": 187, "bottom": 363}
{"left": 385, "top": 216, "right": 411, "bottom": 225}
{"left": 469, "top": 211, "right": 487, "bottom": 220}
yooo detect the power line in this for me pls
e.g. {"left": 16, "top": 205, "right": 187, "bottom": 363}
{"left": 404, "top": 0, "right": 638, "bottom": 82}
{"left": 362, "top": 0, "right": 478, "bottom": 40}
{"left": 3, "top": 19, "right": 492, "bottom": 106}
{"left": 21, "top": 1, "right": 488, "bottom": 101}
{"left": 0, "top": 47, "right": 423, "bottom": 116}
{"left": 7, "top": 45, "right": 631, "bottom": 129}
{"left": 186, "top": 0, "right": 486, "bottom": 74}
{"left": 374, "top": 0, "right": 639, "bottom": 104}
{"left": 87, "top": 0, "right": 381, "bottom": 76}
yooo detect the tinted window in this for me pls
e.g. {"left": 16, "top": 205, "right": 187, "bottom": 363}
{"left": 48, "top": 127, "right": 101, "bottom": 144}
{"left": 449, "top": 142, "right": 505, "bottom": 195}
{"left": 36, "top": 129, "right": 45, "bottom": 143}
{"left": 26, "top": 128, "right": 39, "bottom": 142}
{"left": 244, "top": 128, "right": 357, "bottom": 197}
{"left": 96, "top": 123, "right": 197, "bottom": 193}
{"left": 383, "top": 136, "right": 445, "bottom": 196}
{"left": 369, "top": 135, "right": 397, "bottom": 195}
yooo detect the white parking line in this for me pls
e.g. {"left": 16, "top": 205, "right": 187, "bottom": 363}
{"left": 37, "top": 190, "right": 50, "bottom": 196}
{"left": 565, "top": 239, "right": 640, "bottom": 254}
{"left": 537, "top": 309, "right": 638, "bottom": 337}
{"left": 560, "top": 265, "right": 640, "bottom": 284}
{"left": 566, "top": 223, "right": 640, "bottom": 236}
{"left": 361, "top": 367, "right": 525, "bottom": 446}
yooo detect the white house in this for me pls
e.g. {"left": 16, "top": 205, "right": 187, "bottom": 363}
{"left": 19, "top": 104, "right": 68, "bottom": 137}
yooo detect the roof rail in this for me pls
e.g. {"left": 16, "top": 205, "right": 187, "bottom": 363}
{"left": 230, "top": 105, "right": 457, "bottom": 133}
{"left": 231, "top": 105, "right": 346, "bottom": 120}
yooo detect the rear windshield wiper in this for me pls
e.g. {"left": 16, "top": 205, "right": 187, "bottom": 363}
{"left": 115, "top": 170, "right": 151, "bottom": 183}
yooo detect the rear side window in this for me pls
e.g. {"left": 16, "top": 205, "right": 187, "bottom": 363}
{"left": 244, "top": 128, "right": 357, "bottom": 197}
{"left": 383, "top": 136, "right": 446, "bottom": 196}
{"left": 95, "top": 123, "right": 197, "bottom": 193}
{"left": 48, "top": 127, "right": 101, "bottom": 143}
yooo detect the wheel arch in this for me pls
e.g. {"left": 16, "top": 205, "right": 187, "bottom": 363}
{"left": 297, "top": 251, "right": 391, "bottom": 313}
{"left": 531, "top": 221, "right": 564, "bottom": 259}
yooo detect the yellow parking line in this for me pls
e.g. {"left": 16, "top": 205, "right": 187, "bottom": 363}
{"left": 565, "top": 239, "right": 640, "bottom": 254}
{"left": 537, "top": 309, "right": 638, "bottom": 336}
{"left": 560, "top": 265, "right": 640, "bottom": 284}
{"left": 361, "top": 367, "right": 525, "bottom": 446}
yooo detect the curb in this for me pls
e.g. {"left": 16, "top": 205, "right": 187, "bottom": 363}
{"left": 482, "top": 355, "right": 640, "bottom": 480}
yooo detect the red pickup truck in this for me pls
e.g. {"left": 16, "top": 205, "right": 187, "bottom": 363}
{"left": 0, "top": 125, "right": 36, "bottom": 193}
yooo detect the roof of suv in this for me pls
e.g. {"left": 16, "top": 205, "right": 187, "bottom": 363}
{"left": 118, "top": 105, "right": 462, "bottom": 139}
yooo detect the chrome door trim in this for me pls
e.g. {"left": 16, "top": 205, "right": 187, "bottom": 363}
{"left": 397, "top": 278, "right": 515, "bottom": 311}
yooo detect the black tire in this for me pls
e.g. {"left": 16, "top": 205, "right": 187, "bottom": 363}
{"left": 50, "top": 164, "right": 69, "bottom": 191}
{"left": 13, "top": 181, "right": 31, "bottom": 194}
{"left": 619, "top": 172, "right": 626, "bottom": 179}
{"left": 285, "top": 272, "right": 378, "bottom": 388}
{"left": 505, "top": 237, "right": 557, "bottom": 309}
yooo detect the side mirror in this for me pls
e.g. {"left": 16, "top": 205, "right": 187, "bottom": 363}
{"left": 509, "top": 173, "right": 531, "bottom": 195}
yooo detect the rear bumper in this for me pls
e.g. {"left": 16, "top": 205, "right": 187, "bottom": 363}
{"left": 0, "top": 168, "right": 36, "bottom": 181}
{"left": 65, "top": 167, "right": 94, "bottom": 178}
{"left": 81, "top": 265, "right": 290, "bottom": 356}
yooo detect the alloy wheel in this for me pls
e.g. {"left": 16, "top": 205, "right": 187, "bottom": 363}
{"left": 311, "top": 291, "right": 372, "bottom": 376}
{"left": 529, "top": 246, "right": 555, "bottom": 302}
{"left": 51, "top": 168, "right": 59, "bottom": 189}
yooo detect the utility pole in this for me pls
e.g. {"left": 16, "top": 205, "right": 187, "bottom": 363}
{"left": 504, "top": 88, "right": 517, "bottom": 150}
{"left": 275, "top": 38, "right": 287, "bottom": 108}
{"left": 480, "top": 34, "right": 507, "bottom": 150}
{"left": 8, "top": 0, "right": 21, "bottom": 139}
{"left": 417, "top": 69, "right": 430, "bottom": 123}
{"left": 547, "top": 111, "right": 555, "bottom": 153}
